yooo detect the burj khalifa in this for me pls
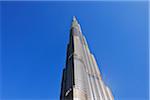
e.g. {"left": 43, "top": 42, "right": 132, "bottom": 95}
{"left": 60, "top": 16, "right": 114, "bottom": 100}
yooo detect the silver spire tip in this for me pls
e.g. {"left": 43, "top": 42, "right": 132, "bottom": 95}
{"left": 73, "top": 16, "right": 77, "bottom": 21}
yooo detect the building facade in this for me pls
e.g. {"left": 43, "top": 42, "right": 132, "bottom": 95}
{"left": 60, "top": 17, "right": 114, "bottom": 100}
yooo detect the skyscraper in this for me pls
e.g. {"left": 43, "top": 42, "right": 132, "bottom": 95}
{"left": 60, "top": 16, "right": 114, "bottom": 100}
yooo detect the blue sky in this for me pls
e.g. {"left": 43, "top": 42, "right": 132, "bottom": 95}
{"left": 1, "top": 1, "right": 149, "bottom": 100}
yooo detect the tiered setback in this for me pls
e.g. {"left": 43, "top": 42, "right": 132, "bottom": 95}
{"left": 60, "top": 17, "right": 114, "bottom": 100}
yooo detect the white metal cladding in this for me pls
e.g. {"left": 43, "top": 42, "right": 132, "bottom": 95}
{"left": 100, "top": 80, "right": 109, "bottom": 100}
{"left": 74, "top": 36, "right": 83, "bottom": 58}
{"left": 74, "top": 58, "right": 88, "bottom": 92}
{"left": 90, "top": 74, "right": 98, "bottom": 99}
{"left": 76, "top": 31, "right": 95, "bottom": 99}
{"left": 95, "top": 77, "right": 103, "bottom": 99}
{"left": 73, "top": 24, "right": 114, "bottom": 99}
{"left": 89, "top": 55, "right": 101, "bottom": 99}
{"left": 106, "top": 86, "right": 114, "bottom": 100}
{"left": 91, "top": 54, "right": 101, "bottom": 77}
{"left": 90, "top": 54, "right": 105, "bottom": 100}
{"left": 81, "top": 40, "right": 95, "bottom": 99}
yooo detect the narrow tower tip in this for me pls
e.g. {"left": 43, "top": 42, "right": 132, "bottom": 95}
{"left": 72, "top": 16, "right": 78, "bottom": 25}
{"left": 71, "top": 16, "right": 79, "bottom": 29}
{"left": 73, "top": 16, "right": 76, "bottom": 21}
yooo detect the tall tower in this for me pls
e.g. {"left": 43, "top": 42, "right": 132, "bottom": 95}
{"left": 60, "top": 16, "right": 114, "bottom": 100}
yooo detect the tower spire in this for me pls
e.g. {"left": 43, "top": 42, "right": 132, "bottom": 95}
{"left": 73, "top": 16, "right": 77, "bottom": 22}
{"left": 60, "top": 17, "right": 114, "bottom": 100}
{"left": 71, "top": 16, "right": 79, "bottom": 29}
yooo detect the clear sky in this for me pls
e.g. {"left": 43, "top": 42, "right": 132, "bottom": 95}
{"left": 1, "top": 1, "right": 149, "bottom": 100}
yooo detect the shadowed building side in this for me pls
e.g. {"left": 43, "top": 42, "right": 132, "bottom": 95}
{"left": 60, "top": 16, "right": 114, "bottom": 100}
